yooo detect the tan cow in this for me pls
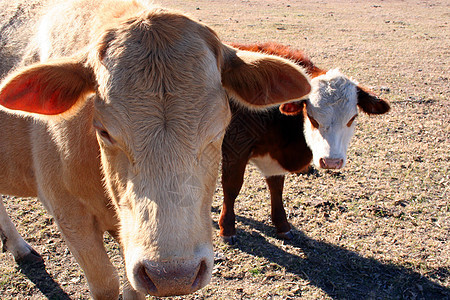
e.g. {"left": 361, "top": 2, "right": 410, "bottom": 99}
{"left": 0, "top": 0, "right": 311, "bottom": 298}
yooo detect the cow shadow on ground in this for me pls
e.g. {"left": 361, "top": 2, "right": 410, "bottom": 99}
{"left": 17, "top": 259, "right": 71, "bottom": 299}
{"left": 211, "top": 208, "right": 449, "bottom": 300}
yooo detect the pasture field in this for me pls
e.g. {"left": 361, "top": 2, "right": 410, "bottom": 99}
{"left": 1, "top": 0, "right": 448, "bottom": 299}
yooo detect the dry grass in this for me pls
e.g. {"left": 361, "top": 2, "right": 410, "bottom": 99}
{"left": 1, "top": 0, "right": 449, "bottom": 299}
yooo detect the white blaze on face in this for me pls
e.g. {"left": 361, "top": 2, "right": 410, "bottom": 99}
{"left": 303, "top": 69, "right": 359, "bottom": 169}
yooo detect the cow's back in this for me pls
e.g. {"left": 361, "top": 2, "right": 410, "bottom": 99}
{"left": 0, "top": 0, "right": 47, "bottom": 78}
{"left": 1, "top": 0, "right": 145, "bottom": 72}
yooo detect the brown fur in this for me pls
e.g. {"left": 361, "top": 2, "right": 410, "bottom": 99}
{"left": 220, "top": 102, "right": 312, "bottom": 239}
{"left": 228, "top": 42, "right": 327, "bottom": 78}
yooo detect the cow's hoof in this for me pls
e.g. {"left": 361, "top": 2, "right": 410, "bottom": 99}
{"left": 277, "top": 230, "right": 294, "bottom": 240}
{"left": 16, "top": 248, "right": 44, "bottom": 265}
{"left": 221, "top": 235, "right": 237, "bottom": 245}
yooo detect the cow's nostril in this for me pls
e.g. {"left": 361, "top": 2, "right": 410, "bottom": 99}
{"left": 319, "top": 158, "right": 327, "bottom": 169}
{"left": 133, "top": 258, "right": 211, "bottom": 296}
{"left": 191, "top": 260, "right": 207, "bottom": 291}
{"left": 319, "top": 158, "right": 344, "bottom": 169}
{"left": 137, "top": 264, "right": 157, "bottom": 294}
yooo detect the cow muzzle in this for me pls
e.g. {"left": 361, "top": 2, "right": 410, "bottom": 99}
{"left": 134, "top": 258, "right": 210, "bottom": 296}
{"left": 319, "top": 158, "right": 344, "bottom": 169}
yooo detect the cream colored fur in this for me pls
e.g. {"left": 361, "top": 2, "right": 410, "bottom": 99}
{"left": 0, "top": 0, "right": 311, "bottom": 298}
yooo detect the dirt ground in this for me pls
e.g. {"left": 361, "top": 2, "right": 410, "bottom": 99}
{"left": 1, "top": 0, "right": 449, "bottom": 299}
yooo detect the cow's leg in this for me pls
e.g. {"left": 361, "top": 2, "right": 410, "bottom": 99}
{"left": 219, "top": 159, "right": 248, "bottom": 245}
{"left": 45, "top": 196, "right": 120, "bottom": 300}
{"left": 266, "top": 175, "right": 293, "bottom": 240}
{"left": 0, "top": 197, "right": 43, "bottom": 263}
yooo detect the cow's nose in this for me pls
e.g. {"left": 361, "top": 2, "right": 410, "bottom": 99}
{"left": 135, "top": 259, "right": 208, "bottom": 296}
{"left": 319, "top": 158, "right": 344, "bottom": 169}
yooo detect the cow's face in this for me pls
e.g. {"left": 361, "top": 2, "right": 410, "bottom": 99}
{"left": 303, "top": 69, "right": 359, "bottom": 169}
{"left": 280, "top": 69, "right": 390, "bottom": 170}
{"left": 91, "top": 12, "right": 232, "bottom": 297}
{"left": 0, "top": 10, "right": 311, "bottom": 297}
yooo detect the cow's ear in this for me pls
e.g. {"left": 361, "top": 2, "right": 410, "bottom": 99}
{"left": 279, "top": 100, "right": 305, "bottom": 116}
{"left": 0, "top": 58, "right": 95, "bottom": 116}
{"left": 357, "top": 86, "right": 390, "bottom": 115}
{"left": 221, "top": 48, "right": 311, "bottom": 108}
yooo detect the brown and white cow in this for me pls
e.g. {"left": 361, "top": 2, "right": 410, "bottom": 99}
{"left": 219, "top": 42, "right": 390, "bottom": 244}
{"left": 0, "top": 3, "right": 311, "bottom": 298}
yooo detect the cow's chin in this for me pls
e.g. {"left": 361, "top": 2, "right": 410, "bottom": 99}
{"left": 123, "top": 243, "right": 213, "bottom": 297}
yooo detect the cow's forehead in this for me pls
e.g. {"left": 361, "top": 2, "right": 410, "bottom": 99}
{"left": 95, "top": 9, "right": 223, "bottom": 101}
{"left": 91, "top": 10, "right": 229, "bottom": 162}
{"left": 307, "top": 69, "right": 358, "bottom": 122}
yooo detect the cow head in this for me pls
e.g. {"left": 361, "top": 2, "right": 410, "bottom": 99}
{"left": 280, "top": 69, "right": 389, "bottom": 169}
{"left": 0, "top": 9, "right": 310, "bottom": 297}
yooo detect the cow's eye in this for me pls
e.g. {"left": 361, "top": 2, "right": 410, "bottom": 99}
{"left": 96, "top": 129, "right": 113, "bottom": 144}
{"left": 307, "top": 114, "right": 320, "bottom": 129}
{"left": 346, "top": 114, "right": 358, "bottom": 127}
{"left": 99, "top": 129, "right": 111, "bottom": 140}
{"left": 93, "top": 120, "right": 114, "bottom": 144}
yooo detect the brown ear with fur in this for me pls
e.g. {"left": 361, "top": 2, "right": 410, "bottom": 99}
{"left": 357, "top": 86, "right": 390, "bottom": 115}
{"left": 0, "top": 58, "right": 95, "bottom": 116}
{"left": 279, "top": 100, "right": 305, "bottom": 116}
{"left": 221, "top": 47, "right": 311, "bottom": 108}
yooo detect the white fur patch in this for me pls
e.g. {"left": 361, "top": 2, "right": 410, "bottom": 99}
{"left": 303, "top": 69, "right": 359, "bottom": 168}
{"left": 250, "top": 154, "right": 288, "bottom": 177}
